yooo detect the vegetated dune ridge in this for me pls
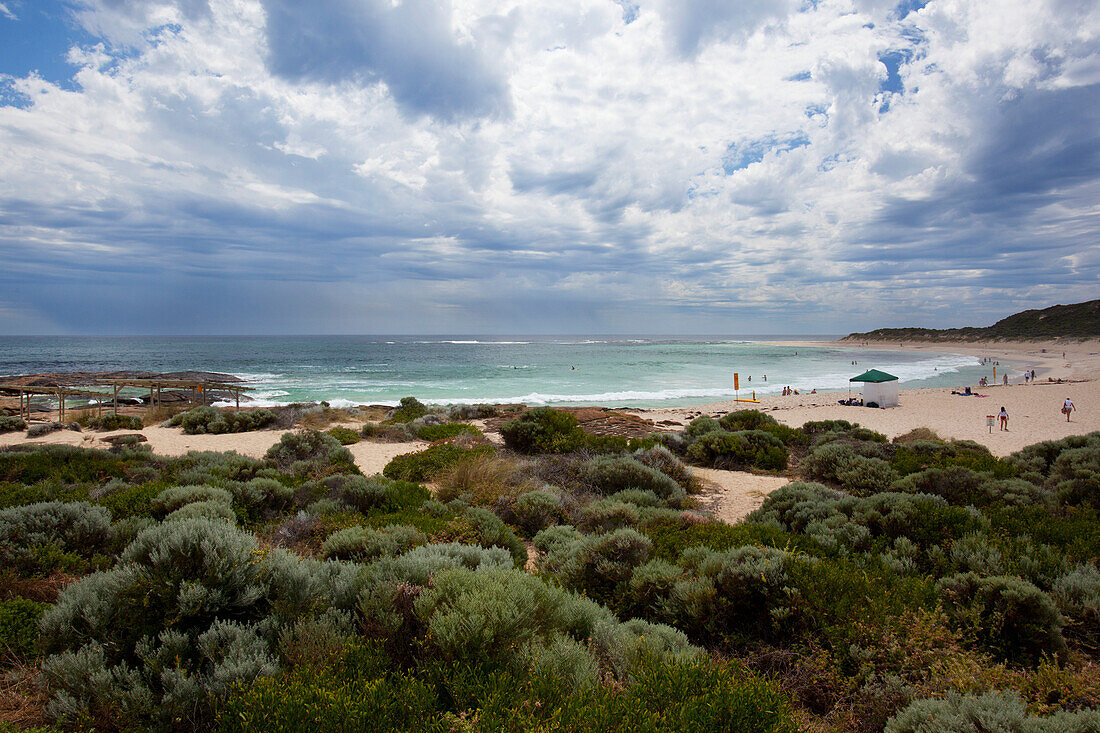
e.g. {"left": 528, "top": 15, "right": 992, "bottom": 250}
{"left": 3, "top": 389, "right": 1100, "bottom": 729}
{"left": 843, "top": 298, "right": 1100, "bottom": 341}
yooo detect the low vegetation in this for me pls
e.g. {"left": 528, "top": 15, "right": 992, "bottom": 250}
{"left": 168, "top": 406, "right": 278, "bottom": 434}
{"left": 1, "top": 407, "right": 1098, "bottom": 731}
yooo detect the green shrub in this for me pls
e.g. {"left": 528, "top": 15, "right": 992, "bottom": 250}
{"left": 886, "top": 690, "right": 1100, "bottom": 732}
{"left": 535, "top": 527, "right": 653, "bottom": 602}
{"left": 627, "top": 546, "right": 798, "bottom": 646}
{"left": 508, "top": 489, "right": 566, "bottom": 536}
{"left": 936, "top": 572, "right": 1066, "bottom": 665}
{"left": 27, "top": 422, "right": 64, "bottom": 438}
{"left": 322, "top": 524, "right": 427, "bottom": 562}
{"left": 217, "top": 646, "right": 440, "bottom": 733}
{"left": 325, "top": 426, "right": 361, "bottom": 445}
{"left": 684, "top": 416, "right": 721, "bottom": 437}
{"left": 581, "top": 455, "right": 685, "bottom": 504}
{"left": 0, "top": 501, "right": 114, "bottom": 576}
{"left": 152, "top": 484, "right": 233, "bottom": 515}
{"left": 801, "top": 419, "right": 858, "bottom": 435}
{"left": 82, "top": 413, "right": 143, "bottom": 431}
{"left": 891, "top": 467, "right": 1049, "bottom": 508}
{"left": 835, "top": 455, "right": 898, "bottom": 495}
{"left": 718, "top": 409, "right": 778, "bottom": 432}
{"left": 500, "top": 407, "right": 586, "bottom": 454}
{"left": 166, "top": 499, "right": 238, "bottom": 523}
{"left": 265, "top": 430, "right": 355, "bottom": 473}
{"left": 382, "top": 444, "right": 494, "bottom": 482}
{"left": 169, "top": 406, "right": 278, "bottom": 434}
{"left": 447, "top": 403, "right": 498, "bottom": 420}
{"left": 686, "top": 429, "right": 788, "bottom": 471}
{"left": 454, "top": 506, "right": 527, "bottom": 566}
{"left": 39, "top": 518, "right": 364, "bottom": 728}
{"left": 0, "top": 415, "right": 26, "bottom": 434}
{"left": 580, "top": 499, "right": 641, "bottom": 532}
{"left": 415, "top": 422, "right": 481, "bottom": 441}
{"left": 0, "top": 597, "right": 49, "bottom": 661}
{"left": 229, "top": 477, "right": 295, "bottom": 517}
{"left": 1052, "top": 563, "right": 1100, "bottom": 648}
{"left": 389, "top": 396, "right": 429, "bottom": 423}
{"left": 633, "top": 445, "right": 696, "bottom": 493}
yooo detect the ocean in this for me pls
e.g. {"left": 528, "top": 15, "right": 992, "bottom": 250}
{"left": 0, "top": 336, "right": 1007, "bottom": 409}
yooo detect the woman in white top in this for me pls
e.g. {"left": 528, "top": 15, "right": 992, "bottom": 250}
{"left": 998, "top": 407, "right": 1008, "bottom": 431}
{"left": 1063, "top": 397, "right": 1075, "bottom": 422}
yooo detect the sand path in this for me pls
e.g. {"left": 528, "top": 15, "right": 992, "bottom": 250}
{"left": 0, "top": 425, "right": 425, "bottom": 476}
{"left": 691, "top": 468, "right": 790, "bottom": 524}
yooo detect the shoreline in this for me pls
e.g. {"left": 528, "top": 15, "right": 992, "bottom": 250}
{"left": 624, "top": 338, "right": 1100, "bottom": 456}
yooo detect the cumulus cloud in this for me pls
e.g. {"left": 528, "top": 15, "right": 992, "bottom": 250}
{"left": 262, "top": 0, "right": 510, "bottom": 121}
{"left": 0, "top": 0, "right": 1098, "bottom": 334}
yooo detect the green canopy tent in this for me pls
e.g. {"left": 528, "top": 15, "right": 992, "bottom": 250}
{"left": 849, "top": 369, "right": 899, "bottom": 408}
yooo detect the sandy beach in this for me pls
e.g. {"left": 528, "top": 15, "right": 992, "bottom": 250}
{"left": 628, "top": 339, "right": 1100, "bottom": 457}
{"left": 2, "top": 339, "right": 1097, "bottom": 524}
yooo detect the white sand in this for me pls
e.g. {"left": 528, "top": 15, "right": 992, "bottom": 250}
{"left": 691, "top": 468, "right": 790, "bottom": 523}
{"left": 631, "top": 339, "right": 1100, "bottom": 457}
{"left": 0, "top": 425, "right": 427, "bottom": 476}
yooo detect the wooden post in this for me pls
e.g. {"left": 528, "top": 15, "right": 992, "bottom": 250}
{"left": 59, "top": 388, "right": 64, "bottom": 423}
{"left": 113, "top": 386, "right": 119, "bottom": 415}
{"left": 235, "top": 389, "right": 240, "bottom": 411}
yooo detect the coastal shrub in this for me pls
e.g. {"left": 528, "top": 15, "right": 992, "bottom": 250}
{"left": 167, "top": 499, "right": 238, "bottom": 523}
{"left": 82, "top": 413, "right": 143, "bottom": 431}
{"left": 834, "top": 455, "right": 898, "bottom": 495}
{"left": 800, "top": 443, "right": 858, "bottom": 483}
{"left": 388, "top": 397, "right": 429, "bottom": 423}
{"left": 415, "top": 422, "right": 481, "bottom": 442}
{"left": 535, "top": 527, "right": 653, "bottom": 602}
{"left": 0, "top": 501, "right": 113, "bottom": 576}
{"left": 801, "top": 419, "right": 858, "bottom": 435}
{"left": 885, "top": 690, "right": 1100, "bottom": 732}
{"left": 622, "top": 546, "right": 799, "bottom": 647}
{"left": 322, "top": 525, "right": 427, "bottom": 562}
{"left": 327, "top": 473, "right": 387, "bottom": 512}
{"left": 38, "top": 518, "right": 363, "bottom": 728}
{"left": 500, "top": 407, "right": 586, "bottom": 454}
{"left": 414, "top": 566, "right": 697, "bottom": 677}
{"left": 26, "top": 422, "right": 64, "bottom": 438}
{"left": 170, "top": 450, "right": 266, "bottom": 485}
{"left": 325, "top": 426, "right": 360, "bottom": 445}
{"left": 434, "top": 454, "right": 536, "bottom": 505}
{"left": 1047, "top": 442, "right": 1100, "bottom": 509}
{"left": 0, "top": 415, "right": 26, "bottom": 433}
{"left": 633, "top": 444, "right": 696, "bottom": 493}
{"left": 265, "top": 430, "right": 355, "bottom": 473}
{"left": 580, "top": 455, "right": 685, "bottom": 503}
{"left": 890, "top": 439, "right": 1011, "bottom": 478}
{"left": 935, "top": 572, "right": 1065, "bottom": 665}
{"left": 229, "top": 477, "right": 295, "bottom": 516}
{"left": 1052, "top": 563, "right": 1100, "bottom": 647}
{"left": 580, "top": 499, "right": 641, "bottom": 532}
{"left": 447, "top": 403, "right": 498, "bottom": 420}
{"left": 169, "top": 406, "right": 278, "bottom": 435}
{"left": 718, "top": 409, "right": 777, "bottom": 432}
{"left": 580, "top": 434, "right": 659, "bottom": 455}
{"left": 686, "top": 429, "right": 788, "bottom": 471}
{"left": 383, "top": 444, "right": 494, "bottom": 483}
{"left": 446, "top": 506, "right": 526, "bottom": 566}
{"left": 684, "top": 416, "right": 721, "bottom": 437}
{"left": 891, "top": 467, "right": 1049, "bottom": 508}
{"left": 505, "top": 489, "right": 566, "bottom": 536}
{"left": 0, "top": 597, "right": 49, "bottom": 661}
{"left": 152, "top": 484, "right": 233, "bottom": 515}
{"left": 217, "top": 648, "right": 439, "bottom": 733}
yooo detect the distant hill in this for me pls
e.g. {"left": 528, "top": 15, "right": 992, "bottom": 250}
{"left": 843, "top": 300, "right": 1100, "bottom": 342}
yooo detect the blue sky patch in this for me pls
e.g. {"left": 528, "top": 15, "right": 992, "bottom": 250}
{"left": 0, "top": 0, "right": 93, "bottom": 91}
{"left": 723, "top": 132, "right": 811, "bottom": 173}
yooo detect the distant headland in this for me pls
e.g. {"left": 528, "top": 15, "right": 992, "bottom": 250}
{"left": 843, "top": 299, "right": 1100, "bottom": 342}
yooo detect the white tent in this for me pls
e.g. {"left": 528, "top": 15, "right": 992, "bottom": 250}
{"left": 850, "top": 369, "right": 899, "bottom": 408}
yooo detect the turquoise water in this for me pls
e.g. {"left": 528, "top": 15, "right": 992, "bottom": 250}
{"left": 0, "top": 336, "right": 1006, "bottom": 408}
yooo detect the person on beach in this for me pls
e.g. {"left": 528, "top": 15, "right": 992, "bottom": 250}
{"left": 998, "top": 406, "right": 1008, "bottom": 431}
{"left": 1003, "top": 374, "right": 1008, "bottom": 386}
{"left": 1063, "top": 397, "right": 1075, "bottom": 421}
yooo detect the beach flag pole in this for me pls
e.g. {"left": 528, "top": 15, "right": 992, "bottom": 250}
{"left": 734, "top": 372, "right": 739, "bottom": 401}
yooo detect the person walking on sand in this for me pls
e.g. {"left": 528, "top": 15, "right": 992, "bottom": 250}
{"left": 1003, "top": 374, "right": 1008, "bottom": 386}
{"left": 998, "top": 406, "right": 1009, "bottom": 431}
{"left": 1063, "top": 397, "right": 1075, "bottom": 421}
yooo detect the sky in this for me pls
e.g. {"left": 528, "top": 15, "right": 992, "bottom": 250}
{"left": 0, "top": 0, "right": 1098, "bottom": 335}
